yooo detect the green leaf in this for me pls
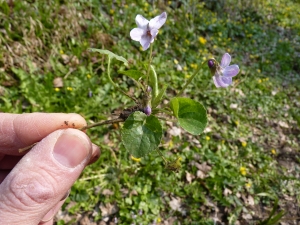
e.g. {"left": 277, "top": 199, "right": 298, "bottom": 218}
{"left": 152, "top": 85, "right": 167, "bottom": 109}
{"left": 118, "top": 69, "right": 144, "bottom": 81}
{"left": 170, "top": 97, "right": 207, "bottom": 135}
{"left": 89, "top": 48, "right": 128, "bottom": 66}
{"left": 121, "top": 111, "right": 162, "bottom": 158}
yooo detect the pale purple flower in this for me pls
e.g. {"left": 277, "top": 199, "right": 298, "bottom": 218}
{"left": 130, "top": 12, "right": 167, "bottom": 50}
{"left": 212, "top": 53, "right": 239, "bottom": 88}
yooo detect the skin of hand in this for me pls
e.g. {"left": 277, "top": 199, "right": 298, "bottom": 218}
{"left": 0, "top": 113, "right": 100, "bottom": 225}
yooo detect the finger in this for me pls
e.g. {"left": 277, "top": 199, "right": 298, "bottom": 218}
{"left": 0, "top": 113, "right": 87, "bottom": 155}
{"left": 88, "top": 143, "right": 101, "bottom": 165}
{"left": 39, "top": 189, "right": 70, "bottom": 224}
{"left": 0, "top": 128, "right": 92, "bottom": 225}
{"left": 0, "top": 170, "right": 10, "bottom": 184}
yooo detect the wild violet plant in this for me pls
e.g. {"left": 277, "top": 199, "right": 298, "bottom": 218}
{"left": 22, "top": 12, "right": 237, "bottom": 171}
{"left": 86, "top": 11, "right": 240, "bottom": 170}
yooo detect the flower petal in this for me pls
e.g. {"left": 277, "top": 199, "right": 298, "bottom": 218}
{"left": 223, "top": 65, "right": 239, "bottom": 77}
{"left": 149, "top": 12, "right": 167, "bottom": 30}
{"left": 213, "top": 75, "right": 230, "bottom": 88}
{"left": 220, "top": 53, "right": 231, "bottom": 68}
{"left": 221, "top": 76, "right": 232, "bottom": 85}
{"left": 130, "top": 28, "right": 145, "bottom": 41}
{"left": 150, "top": 28, "right": 158, "bottom": 43}
{"left": 140, "top": 35, "right": 152, "bottom": 50}
{"left": 135, "top": 15, "right": 149, "bottom": 29}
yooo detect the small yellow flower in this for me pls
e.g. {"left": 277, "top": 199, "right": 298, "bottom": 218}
{"left": 59, "top": 50, "right": 64, "bottom": 55}
{"left": 67, "top": 87, "right": 73, "bottom": 91}
{"left": 185, "top": 74, "right": 191, "bottom": 79}
{"left": 234, "top": 120, "right": 239, "bottom": 126}
{"left": 190, "top": 63, "right": 197, "bottom": 69}
{"left": 258, "top": 79, "right": 262, "bottom": 83}
{"left": 109, "top": 9, "right": 114, "bottom": 14}
{"left": 157, "top": 217, "right": 162, "bottom": 223}
{"left": 185, "top": 39, "right": 190, "bottom": 44}
{"left": 131, "top": 155, "right": 141, "bottom": 162}
{"left": 174, "top": 59, "right": 179, "bottom": 65}
{"left": 245, "top": 182, "right": 252, "bottom": 188}
{"left": 240, "top": 167, "right": 247, "bottom": 176}
{"left": 54, "top": 87, "right": 60, "bottom": 92}
{"left": 241, "top": 142, "right": 247, "bottom": 147}
{"left": 205, "top": 136, "right": 210, "bottom": 141}
{"left": 198, "top": 36, "right": 207, "bottom": 45}
{"left": 257, "top": 69, "right": 261, "bottom": 73}
{"left": 87, "top": 74, "right": 91, "bottom": 79}
{"left": 221, "top": 140, "right": 225, "bottom": 144}
{"left": 271, "top": 149, "right": 276, "bottom": 155}
{"left": 183, "top": 66, "right": 188, "bottom": 71}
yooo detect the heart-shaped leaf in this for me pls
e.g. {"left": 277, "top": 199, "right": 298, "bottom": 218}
{"left": 121, "top": 111, "right": 162, "bottom": 158}
{"left": 170, "top": 97, "right": 207, "bottom": 135}
{"left": 89, "top": 48, "right": 128, "bottom": 66}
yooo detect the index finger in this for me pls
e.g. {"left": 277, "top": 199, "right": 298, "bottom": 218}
{"left": 0, "top": 113, "right": 87, "bottom": 155}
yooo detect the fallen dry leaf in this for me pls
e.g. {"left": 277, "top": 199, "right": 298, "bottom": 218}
{"left": 53, "top": 77, "right": 63, "bottom": 88}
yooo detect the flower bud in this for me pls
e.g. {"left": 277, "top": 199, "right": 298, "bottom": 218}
{"left": 146, "top": 86, "right": 152, "bottom": 93}
{"left": 144, "top": 105, "right": 152, "bottom": 116}
{"left": 208, "top": 59, "right": 215, "bottom": 69}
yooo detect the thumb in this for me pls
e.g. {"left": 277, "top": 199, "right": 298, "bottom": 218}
{"left": 0, "top": 128, "right": 92, "bottom": 225}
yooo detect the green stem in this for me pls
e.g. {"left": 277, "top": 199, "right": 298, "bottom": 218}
{"left": 176, "top": 60, "right": 207, "bottom": 97}
{"left": 145, "top": 44, "right": 153, "bottom": 88}
{"left": 107, "top": 57, "right": 138, "bottom": 103}
{"left": 79, "top": 118, "right": 124, "bottom": 131}
{"left": 154, "top": 108, "right": 173, "bottom": 116}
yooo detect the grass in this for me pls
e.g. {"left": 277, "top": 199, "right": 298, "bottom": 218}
{"left": 0, "top": 0, "right": 300, "bottom": 224}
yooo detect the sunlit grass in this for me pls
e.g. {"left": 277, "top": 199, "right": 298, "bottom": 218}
{"left": 0, "top": 0, "right": 299, "bottom": 224}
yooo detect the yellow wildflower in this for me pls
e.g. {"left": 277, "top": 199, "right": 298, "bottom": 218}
{"left": 245, "top": 182, "right": 252, "bottom": 188}
{"left": 205, "top": 136, "right": 210, "bottom": 141}
{"left": 157, "top": 217, "right": 162, "bottom": 223}
{"left": 190, "top": 63, "right": 197, "bottom": 69}
{"left": 59, "top": 50, "right": 64, "bottom": 55}
{"left": 131, "top": 155, "right": 141, "bottom": 162}
{"left": 87, "top": 74, "right": 91, "bottom": 79}
{"left": 109, "top": 9, "right": 114, "bottom": 14}
{"left": 240, "top": 167, "right": 247, "bottom": 176}
{"left": 241, "top": 142, "right": 247, "bottom": 147}
{"left": 67, "top": 87, "right": 73, "bottom": 91}
{"left": 54, "top": 87, "right": 60, "bottom": 92}
{"left": 198, "top": 36, "right": 207, "bottom": 45}
{"left": 271, "top": 149, "right": 276, "bottom": 155}
{"left": 183, "top": 66, "right": 188, "bottom": 71}
{"left": 258, "top": 79, "right": 262, "bottom": 83}
{"left": 174, "top": 59, "right": 179, "bottom": 65}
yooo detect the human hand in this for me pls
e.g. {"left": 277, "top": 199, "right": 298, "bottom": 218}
{"left": 0, "top": 113, "right": 100, "bottom": 225}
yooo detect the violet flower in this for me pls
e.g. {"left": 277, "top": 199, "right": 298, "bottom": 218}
{"left": 130, "top": 12, "right": 167, "bottom": 50}
{"left": 209, "top": 53, "right": 240, "bottom": 88}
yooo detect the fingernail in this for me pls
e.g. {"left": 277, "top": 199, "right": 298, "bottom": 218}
{"left": 53, "top": 130, "right": 90, "bottom": 168}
